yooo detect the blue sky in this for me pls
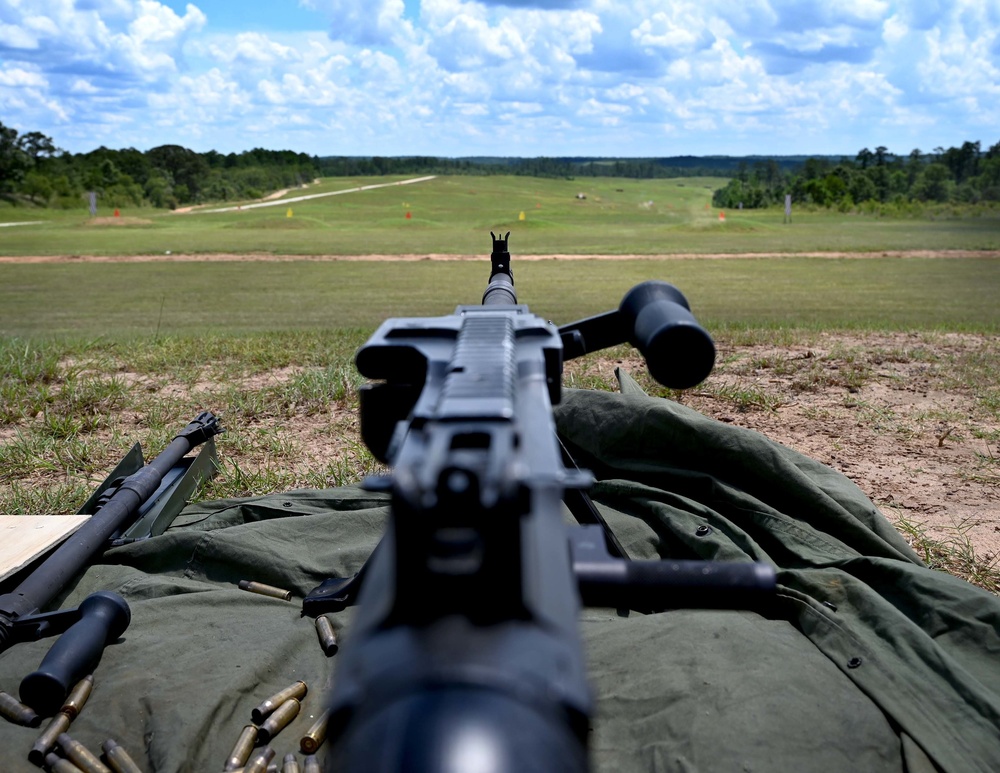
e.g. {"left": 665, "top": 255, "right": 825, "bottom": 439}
{"left": 1, "top": 1, "right": 998, "bottom": 158}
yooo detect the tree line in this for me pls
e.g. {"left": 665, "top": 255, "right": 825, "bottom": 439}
{"left": 316, "top": 155, "right": 791, "bottom": 179}
{"left": 2, "top": 121, "right": 998, "bottom": 211}
{"left": 1, "top": 121, "right": 320, "bottom": 209}
{"left": 712, "top": 141, "right": 1000, "bottom": 210}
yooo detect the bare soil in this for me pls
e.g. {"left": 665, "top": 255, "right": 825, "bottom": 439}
{"left": 82, "top": 216, "right": 154, "bottom": 227}
{"left": 589, "top": 332, "right": 1000, "bottom": 562}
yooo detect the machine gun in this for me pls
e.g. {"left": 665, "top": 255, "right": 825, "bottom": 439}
{"left": 303, "top": 234, "right": 776, "bottom": 771}
{"left": 0, "top": 412, "right": 222, "bottom": 716}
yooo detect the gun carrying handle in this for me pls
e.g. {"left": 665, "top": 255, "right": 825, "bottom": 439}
{"left": 19, "top": 592, "right": 130, "bottom": 715}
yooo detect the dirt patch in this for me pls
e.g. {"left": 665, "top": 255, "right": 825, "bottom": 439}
{"left": 1, "top": 250, "right": 998, "bottom": 264}
{"left": 83, "top": 217, "right": 154, "bottom": 227}
{"left": 576, "top": 331, "right": 999, "bottom": 562}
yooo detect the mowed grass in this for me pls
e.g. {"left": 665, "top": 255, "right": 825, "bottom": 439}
{"left": 1, "top": 174, "right": 999, "bottom": 256}
{"left": 0, "top": 257, "right": 997, "bottom": 338}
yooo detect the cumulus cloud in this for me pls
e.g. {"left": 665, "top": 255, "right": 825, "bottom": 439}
{"left": 0, "top": 0, "right": 996, "bottom": 155}
{"left": 0, "top": 0, "right": 206, "bottom": 81}
{"left": 206, "top": 32, "right": 300, "bottom": 65}
{"left": 0, "top": 67, "right": 48, "bottom": 87}
{"left": 303, "top": 0, "right": 415, "bottom": 46}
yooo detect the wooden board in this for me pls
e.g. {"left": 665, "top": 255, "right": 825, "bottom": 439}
{"left": 0, "top": 515, "right": 92, "bottom": 583}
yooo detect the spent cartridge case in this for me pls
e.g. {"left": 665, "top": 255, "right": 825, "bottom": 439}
{"left": 101, "top": 739, "right": 143, "bottom": 773}
{"left": 299, "top": 709, "right": 330, "bottom": 754}
{"left": 281, "top": 753, "right": 301, "bottom": 773}
{"left": 57, "top": 732, "right": 112, "bottom": 773}
{"left": 242, "top": 746, "right": 276, "bottom": 773}
{"left": 238, "top": 580, "right": 292, "bottom": 601}
{"left": 45, "top": 753, "right": 86, "bottom": 773}
{"left": 231, "top": 765, "right": 278, "bottom": 773}
{"left": 0, "top": 689, "right": 41, "bottom": 727}
{"left": 61, "top": 675, "right": 95, "bottom": 720}
{"left": 314, "top": 616, "right": 338, "bottom": 656}
{"left": 251, "top": 680, "right": 307, "bottom": 724}
{"left": 303, "top": 755, "right": 321, "bottom": 773}
{"left": 30, "top": 711, "right": 72, "bottom": 765}
{"left": 224, "top": 723, "right": 259, "bottom": 770}
{"left": 258, "top": 697, "right": 300, "bottom": 744}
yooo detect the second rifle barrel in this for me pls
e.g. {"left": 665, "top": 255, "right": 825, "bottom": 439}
{"left": 0, "top": 412, "right": 221, "bottom": 641}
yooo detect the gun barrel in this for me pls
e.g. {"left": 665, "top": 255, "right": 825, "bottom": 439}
{"left": 0, "top": 413, "right": 221, "bottom": 637}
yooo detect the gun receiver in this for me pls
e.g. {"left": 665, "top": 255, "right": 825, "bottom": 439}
{"left": 304, "top": 235, "right": 775, "bottom": 771}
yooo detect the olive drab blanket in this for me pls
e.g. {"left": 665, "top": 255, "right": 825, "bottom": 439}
{"left": 1, "top": 375, "right": 998, "bottom": 772}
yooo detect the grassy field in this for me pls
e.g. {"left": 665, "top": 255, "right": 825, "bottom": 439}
{"left": 2, "top": 174, "right": 999, "bottom": 256}
{"left": 0, "top": 257, "right": 998, "bottom": 338}
{"left": 2, "top": 175, "right": 998, "bottom": 590}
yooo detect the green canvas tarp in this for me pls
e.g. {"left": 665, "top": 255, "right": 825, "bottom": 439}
{"left": 1, "top": 376, "right": 998, "bottom": 772}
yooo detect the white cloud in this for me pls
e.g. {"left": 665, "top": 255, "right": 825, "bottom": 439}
{"left": 0, "top": 0, "right": 995, "bottom": 155}
{"left": 882, "top": 14, "right": 907, "bottom": 45}
{"left": 0, "top": 0, "right": 207, "bottom": 81}
{"left": 70, "top": 78, "right": 100, "bottom": 94}
{"left": 0, "top": 67, "right": 48, "bottom": 87}
{"left": 0, "top": 20, "right": 44, "bottom": 49}
{"left": 207, "top": 32, "right": 299, "bottom": 64}
{"left": 305, "top": 0, "right": 415, "bottom": 46}
{"left": 631, "top": 4, "right": 711, "bottom": 54}
{"left": 128, "top": 1, "right": 203, "bottom": 44}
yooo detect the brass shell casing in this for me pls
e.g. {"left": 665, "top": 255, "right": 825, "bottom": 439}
{"left": 101, "top": 738, "right": 143, "bottom": 773}
{"left": 314, "top": 616, "right": 339, "bottom": 656}
{"left": 258, "top": 698, "right": 300, "bottom": 744}
{"left": 60, "top": 675, "right": 94, "bottom": 720}
{"left": 238, "top": 580, "right": 292, "bottom": 601}
{"left": 303, "top": 755, "right": 321, "bottom": 773}
{"left": 281, "top": 752, "right": 301, "bottom": 773}
{"left": 242, "top": 745, "right": 276, "bottom": 773}
{"left": 57, "top": 732, "right": 112, "bottom": 773}
{"left": 299, "top": 709, "right": 330, "bottom": 754}
{"left": 29, "top": 712, "right": 72, "bottom": 765}
{"left": 251, "top": 681, "right": 307, "bottom": 724}
{"left": 44, "top": 752, "right": 86, "bottom": 773}
{"left": 0, "top": 689, "right": 41, "bottom": 727}
{"left": 224, "top": 723, "right": 260, "bottom": 770}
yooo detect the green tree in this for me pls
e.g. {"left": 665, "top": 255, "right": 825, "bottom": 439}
{"left": 147, "top": 145, "right": 209, "bottom": 201}
{"left": 913, "top": 164, "right": 953, "bottom": 202}
{"left": 21, "top": 170, "right": 53, "bottom": 204}
{"left": 17, "top": 131, "right": 57, "bottom": 162}
{"left": 850, "top": 172, "right": 877, "bottom": 204}
{"left": 0, "top": 121, "right": 30, "bottom": 195}
{"left": 144, "top": 173, "right": 173, "bottom": 208}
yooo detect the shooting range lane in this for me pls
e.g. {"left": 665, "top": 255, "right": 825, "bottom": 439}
{"left": 0, "top": 388, "right": 997, "bottom": 772}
